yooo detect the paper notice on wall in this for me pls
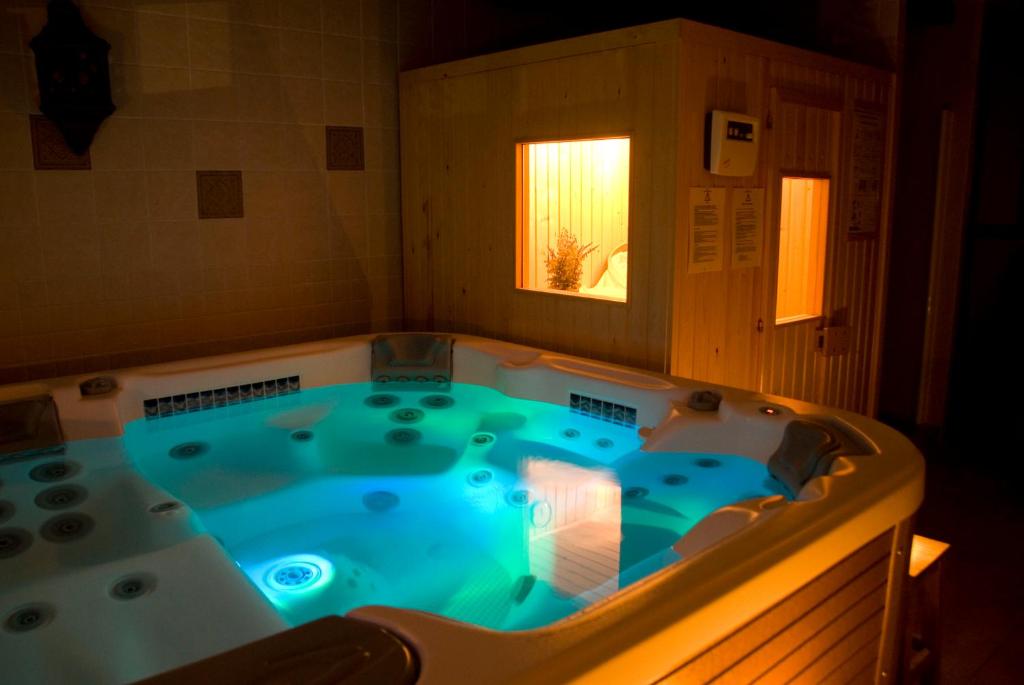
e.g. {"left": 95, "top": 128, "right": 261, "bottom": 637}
{"left": 688, "top": 188, "right": 725, "bottom": 274}
{"left": 848, "top": 104, "right": 885, "bottom": 238}
{"left": 730, "top": 188, "right": 764, "bottom": 268}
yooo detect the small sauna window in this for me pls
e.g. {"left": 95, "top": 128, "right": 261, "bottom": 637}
{"left": 775, "top": 176, "right": 830, "bottom": 324}
{"left": 516, "top": 137, "right": 630, "bottom": 303}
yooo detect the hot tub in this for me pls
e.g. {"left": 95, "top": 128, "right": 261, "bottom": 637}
{"left": 0, "top": 334, "right": 923, "bottom": 684}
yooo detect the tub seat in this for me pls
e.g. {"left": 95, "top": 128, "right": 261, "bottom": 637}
{"left": 0, "top": 437, "right": 286, "bottom": 684}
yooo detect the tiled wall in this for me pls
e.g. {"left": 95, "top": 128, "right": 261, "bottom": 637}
{"left": 0, "top": 0, "right": 405, "bottom": 384}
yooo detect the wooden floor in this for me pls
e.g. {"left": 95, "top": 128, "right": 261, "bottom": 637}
{"left": 911, "top": 430, "right": 1024, "bottom": 684}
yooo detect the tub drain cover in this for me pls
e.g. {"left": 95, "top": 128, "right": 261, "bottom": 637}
{"left": 169, "top": 442, "right": 209, "bottom": 459}
{"left": 4, "top": 604, "right": 54, "bottom": 633}
{"left": 40, "top": 513, "right": 94, "bottom": 543}
{"left": 267, "top": 561, "right": 322, "bottom": 591}
{"left": 0, "top": 527, "right": 32, "bottom": 558}
{"left": 290, "top": 430, "right": 314, "bottom": 442}
{"left": 420, "top": 395, "right": 454, "bottom": 409}
{"left": 34, "top": 484, "right": 88, "bottom": 510}
{"left": 28, "top": 460, "right": 80, "bottom": 483}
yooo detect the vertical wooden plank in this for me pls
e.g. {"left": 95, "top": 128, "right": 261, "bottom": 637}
{"left": 399, "top": 79, "right": 437, "bottom": 329}
{"left": 865, "top": 75, "right": 897, "bottom": 417}
{"left": 875, "top": 518, "right": 913, "bottom": 684}
{"left": 492, "top": 67, "right": 516, "bottom": 342}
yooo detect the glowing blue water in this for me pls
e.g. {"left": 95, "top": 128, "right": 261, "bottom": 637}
{"left": 124, "top": 383, "right": 777, "bottom": 631}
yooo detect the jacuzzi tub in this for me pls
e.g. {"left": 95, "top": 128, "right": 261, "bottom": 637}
{"left": 0, "top": 334, "right": 923, "bottom": 684}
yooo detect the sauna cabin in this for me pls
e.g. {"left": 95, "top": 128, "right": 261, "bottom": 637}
{"left": 400, "top": 19, "right": 895, "bottom": 415}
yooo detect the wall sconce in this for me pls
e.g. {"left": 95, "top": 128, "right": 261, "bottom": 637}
{"left": 29, "top": 0, "right": 115, "bottom": 155}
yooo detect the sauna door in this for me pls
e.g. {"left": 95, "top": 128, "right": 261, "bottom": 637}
{"left": 760, "top": 90, "right": 842, "bottom": 405}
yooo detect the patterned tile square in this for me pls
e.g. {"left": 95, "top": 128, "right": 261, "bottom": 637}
{"left": 30, "top": 115, "right": 91, "bottom": 170}
{"left": 325, "top": 125, "right": 364, "bottom": 170}
{"left": 196, "top": 170, "right": 244, "bottom": 219}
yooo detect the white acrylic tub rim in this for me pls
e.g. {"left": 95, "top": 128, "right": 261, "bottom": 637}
{"left": 0, "top": 334, "right": 924, "bottom": 685}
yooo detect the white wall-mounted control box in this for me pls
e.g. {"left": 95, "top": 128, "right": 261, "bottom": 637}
{"left": 704, "top": 110, "right": 760, "bottom": 176}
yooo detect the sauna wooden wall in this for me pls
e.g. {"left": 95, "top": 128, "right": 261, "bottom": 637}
{"left": 670, "top": 23, "right": 893, "bottom": 413}
{"left": 401, "top": 21, "right": 894, "bottom": 411}
{"left": 400, "top": 24, "right": 680, "bottom": 371}
{"left": 671, "top": 35, "right": 772, "bottom": 392}
{"left": 766, "top": 61, "right": 892, "bottom": 414}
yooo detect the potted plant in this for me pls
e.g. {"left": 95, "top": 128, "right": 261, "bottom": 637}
{"left": 545, "top": 229, "right": 598, "bottom": 292}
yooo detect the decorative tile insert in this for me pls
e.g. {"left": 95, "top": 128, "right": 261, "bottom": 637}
{"left": 569, "top": 392, "right": 638, "bottom": 427}
{"left": 143, "top": 375, "right": 300, "bottom": 419}
{"left": 29, "top": 114, "right": 91, "bottom": 170}
{"left": 325, "top": 126, "right": 364, "bottom": 170}
{"left": 196, "top": 170, "right": 244, "bottom": 219}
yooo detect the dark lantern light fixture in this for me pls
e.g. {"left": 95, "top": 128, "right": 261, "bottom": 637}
{"left": 29, "top": 0, "right": 116, "bottom": 155}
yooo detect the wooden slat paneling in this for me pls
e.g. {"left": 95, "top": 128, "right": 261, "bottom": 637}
{"left": 754, "top": 593, "right": 884, "bottom": 683}
{"left": 668, "top": 30, "right": 890, "bottom": 413}
{"left": 401, "top": 35, "right": 678, "bottom": 371}
{"left": 660, "top": 530, "right": 893, "bottom": 685}
{"left": 764, "top": 97, "right": 840, "bottom": 406}
{"left": 819, "top": 635, "right": 882, "bottom": 685}
{"left": 715, "top": 560, "right": 888, "bottom": 683}
{"left": 670, "top": 40, "right": 769, "bottom": 390}
{"left": 762, "top": 85, "right": 891, "bottom": 414}
{"left": 403, "top": 20, "right": 892, "bottom": 410}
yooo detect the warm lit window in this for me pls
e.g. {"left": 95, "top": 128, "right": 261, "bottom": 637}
{"left": 516, "top": 137, "right": 630, "bottom": 303}
{"left": 775, "top": 176, "right": 829, "bottom": 323}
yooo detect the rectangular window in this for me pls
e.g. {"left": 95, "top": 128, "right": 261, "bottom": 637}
{"left": 516, "top": 137, "right": 630, "bottom": 303}
{"left": 775, "top": 176, "right": 829, "bottom": 324}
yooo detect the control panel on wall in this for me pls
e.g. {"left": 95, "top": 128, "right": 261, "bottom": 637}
{"left": 704, "top": 110, "right": 760, "bottom": 176}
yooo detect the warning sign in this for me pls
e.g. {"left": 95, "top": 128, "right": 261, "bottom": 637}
{"left": 848, "top": 104, "right": 885, "bottom": 238}
{"left": 688, "top": 187, "right": 725, "bottom": 274}
{"left": 731, "top": 188, "right": 764, "bottom": 268}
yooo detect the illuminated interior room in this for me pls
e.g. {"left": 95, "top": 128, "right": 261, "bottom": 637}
{"left": 0, "top": 1, "right": 1017, "bottom": 683}
{"left": 517, "top": 137, "right": 631, "bottom": 303}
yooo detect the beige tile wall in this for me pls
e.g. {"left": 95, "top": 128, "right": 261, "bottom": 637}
{"left": 0, "top": 0, "right": 404, "bottom": 384}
